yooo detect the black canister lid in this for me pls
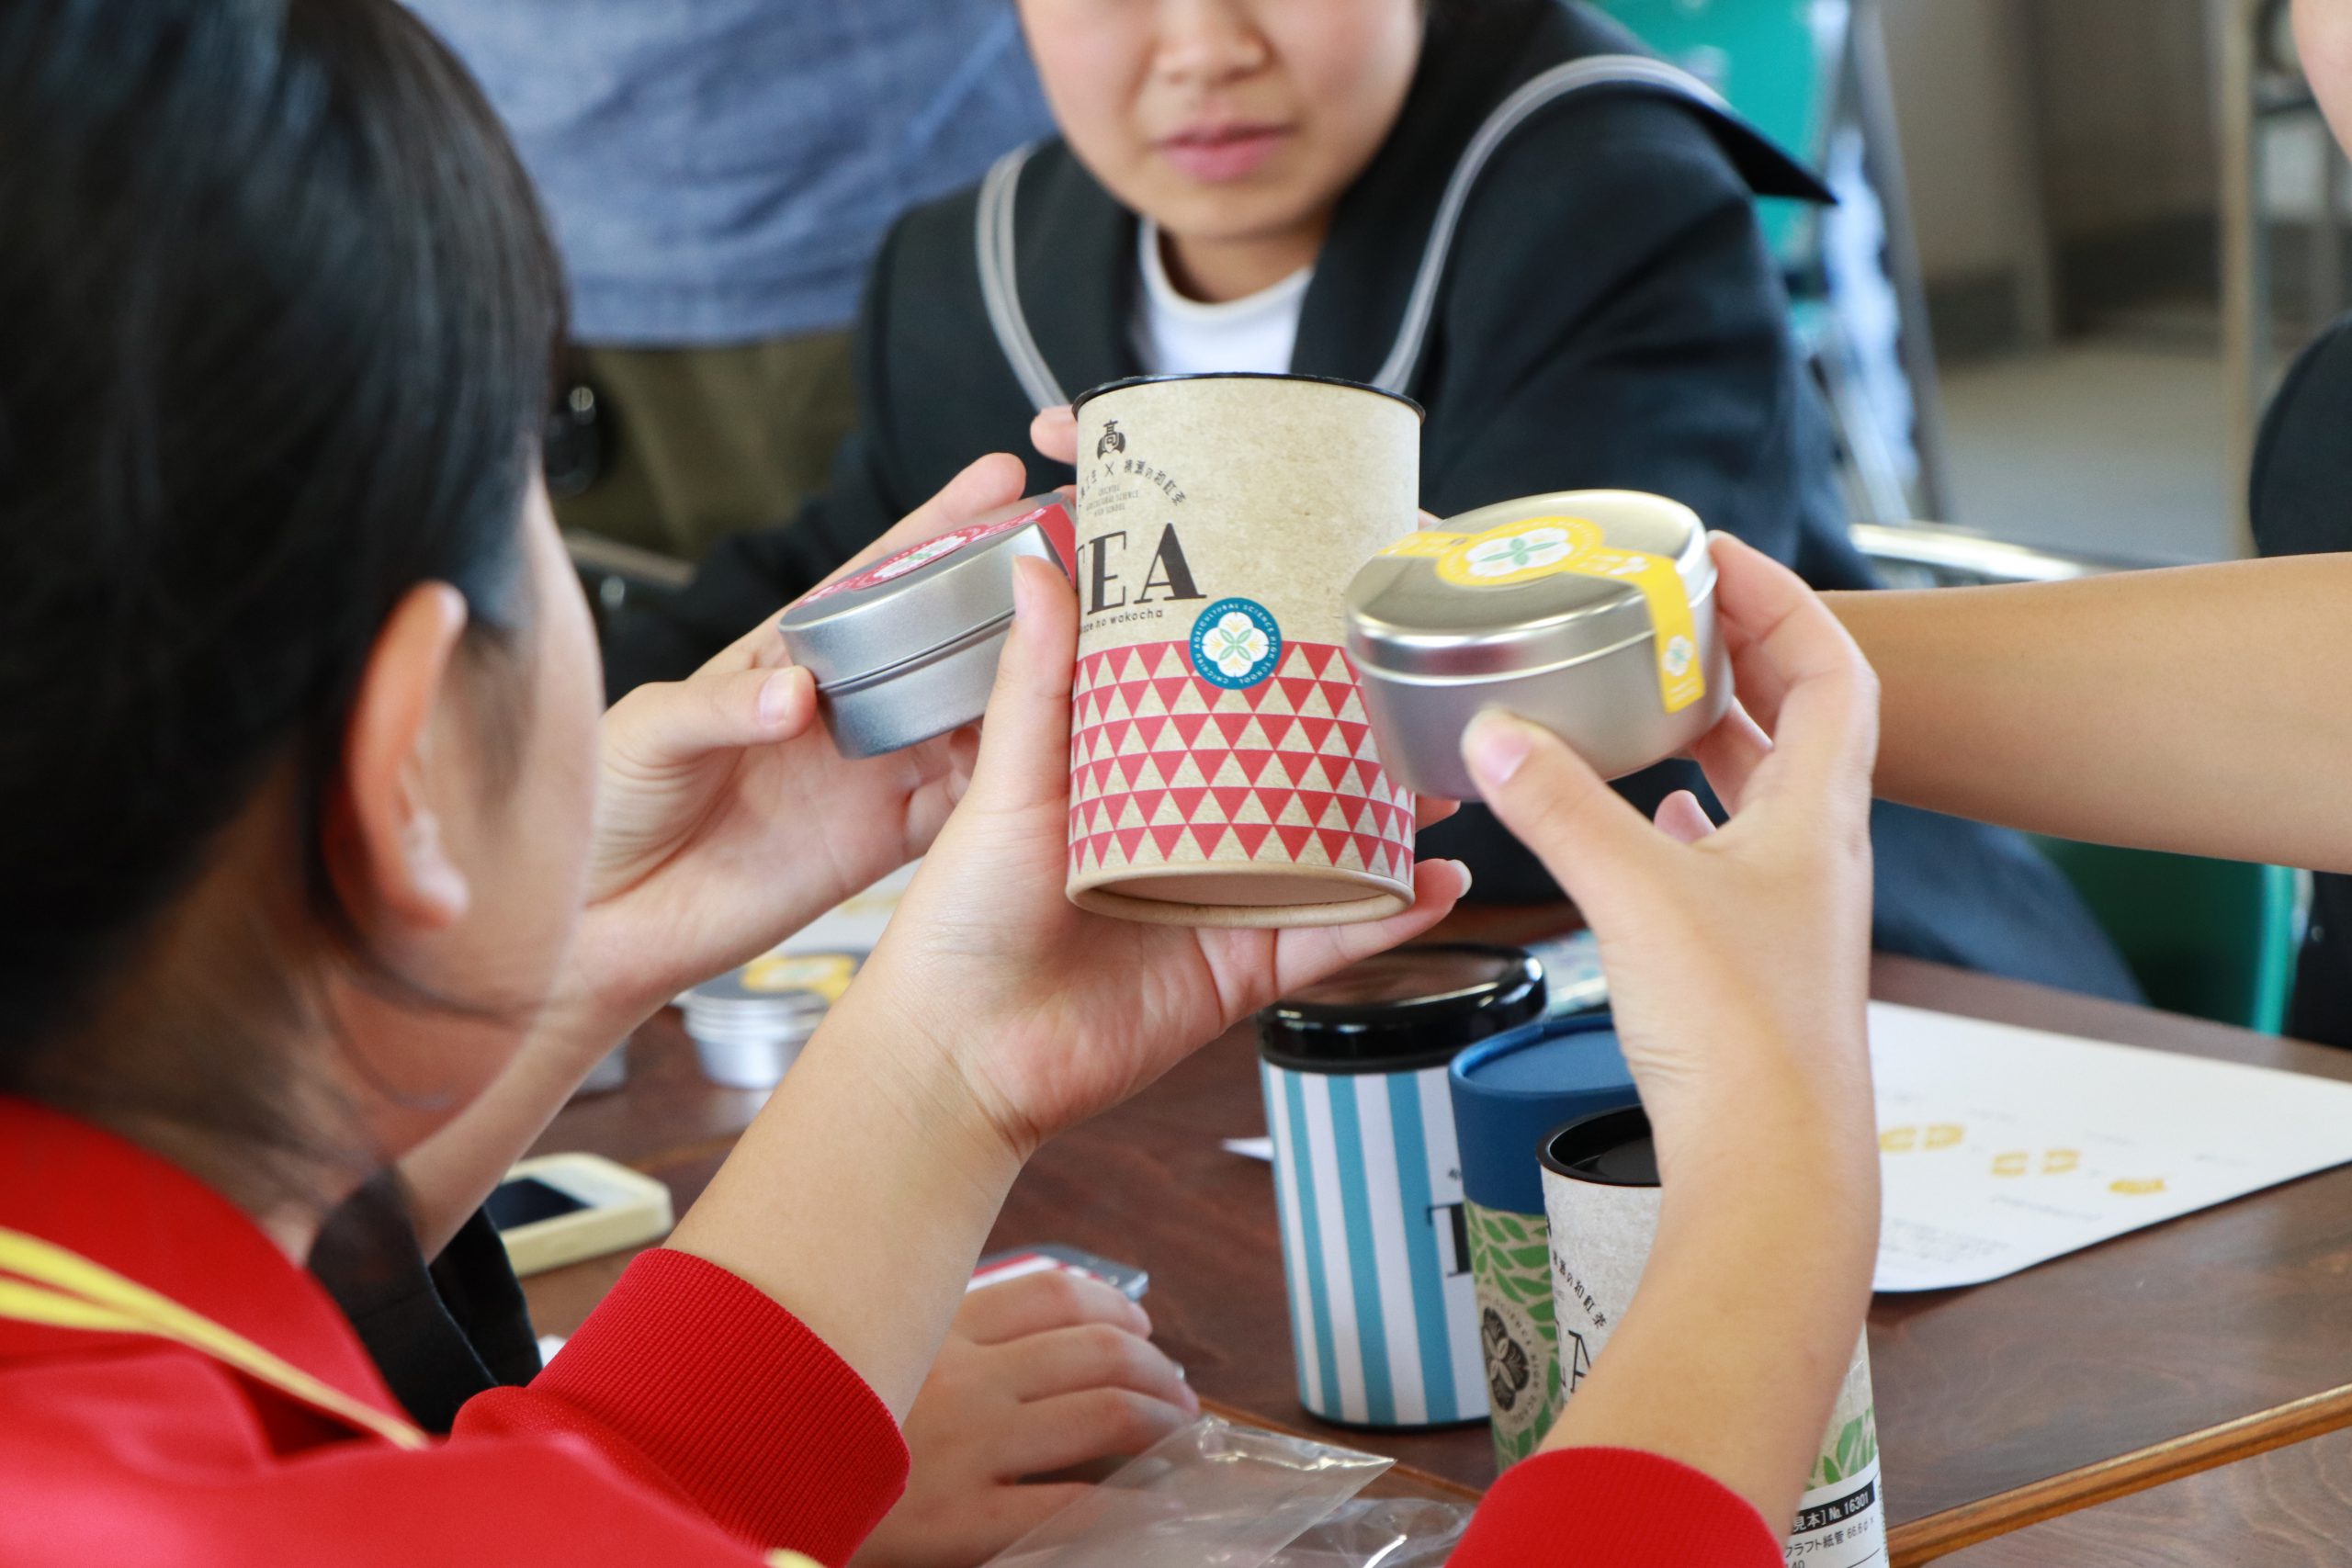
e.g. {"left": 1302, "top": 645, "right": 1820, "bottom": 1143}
{"left": 1257, "top": 943, "right": 1545, "bottom": 1075}
{"left": 1539, "top": 1105, "right": 1658, "bottom": 1189}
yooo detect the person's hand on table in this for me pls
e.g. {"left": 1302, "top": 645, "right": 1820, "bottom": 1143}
{"left": 671, "top": 553, "right": 1467, "bottom": 1415}
{"left": 852, "top": 1272, "right": 1196, "bottom": 1568}
{"left": 1460, "top": 534, "right": 1881, "bottom": 1533}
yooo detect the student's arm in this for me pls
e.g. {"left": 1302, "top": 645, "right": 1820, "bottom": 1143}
{"left": 1461, "top": 536, "right": 1880, "bottom": 1535}
{"left": 1826, "top": 558, "right": 2352, "bottom": 874}
{"left": 401, "top": 455, "right": 1031, "bottom": 1256}
{"left": 457, "top": 561, "right": 1467, "bottom": 1558}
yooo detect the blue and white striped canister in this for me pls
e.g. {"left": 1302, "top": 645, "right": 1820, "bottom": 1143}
{"left": 1255, "top": 945, "right": 1546, "bottom": 1428}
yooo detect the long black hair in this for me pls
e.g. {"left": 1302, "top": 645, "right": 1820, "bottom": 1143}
{"left": 0, "top": 0, "right": 564, "bottom": 1182}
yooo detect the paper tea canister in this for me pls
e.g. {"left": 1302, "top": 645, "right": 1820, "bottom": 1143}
{"left": 1256, "top": 944, "right": 1545, "bottom": 1428}
{"left": 1445, "top": 1015, "right": 1636, "bottom": 1470}
{"left": 778, "top": 497, "right": 1077, "bottom": 759}
{"left": 1344, "top": 490, "right": 1733, "bottom": 801}
{"left": 1541, "top": 1108, "right": 1887, "bottom": 1568}
{"left": 1065, "top": 373, "right": 1423, "bottom": 928}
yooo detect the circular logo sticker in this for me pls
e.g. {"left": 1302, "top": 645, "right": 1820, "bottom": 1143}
{"left": 1436, "top": 515, "right": 1605, "bottom": 590}
{"left": 1189, "top": 597, "right": 1282, "bottom": 690}
{"left": 1464, "top": 525, "right": 1573, "bottom": 579}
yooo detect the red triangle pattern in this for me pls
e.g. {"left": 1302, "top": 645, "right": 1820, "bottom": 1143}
{"left": 1067, "top": 639, "right": 1413, "bottom": 883}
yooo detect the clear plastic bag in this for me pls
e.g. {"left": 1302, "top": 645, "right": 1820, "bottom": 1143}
{"left": 1265, "top": 1498, "right": 1473, "bottom": 1568}
{"left": 982, "top": 1416, "right": 1392, "bottom": 1568}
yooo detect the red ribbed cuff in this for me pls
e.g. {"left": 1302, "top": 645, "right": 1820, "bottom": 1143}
{"left": 464, "top": 1248, "right": 908, "bottom": 1565}
{"left": 1453, "top": 1447, "right": 1782, "bottom": 1568}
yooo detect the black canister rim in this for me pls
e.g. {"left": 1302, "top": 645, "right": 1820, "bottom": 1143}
{"left": 1071, "top": 370, "right": 1426, "bottom": 422}
{"left": 1539, "top": 1104, "right": 1657, "bottom": 1189}
{"left": 1257, "top": 943, "right": 1544, "bottom": 1075}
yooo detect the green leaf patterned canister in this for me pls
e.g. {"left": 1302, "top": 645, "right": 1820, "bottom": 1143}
{"left": 1541, "top": 1108, "right": 1887, "bottom": 1567}
{"left": 1446, "top": 1015, "right": 1635, "bottom": 1471}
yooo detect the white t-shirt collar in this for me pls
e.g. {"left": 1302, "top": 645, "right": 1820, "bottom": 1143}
{"left": 1128, "top": 217, "right": 1313, "bottom": 378}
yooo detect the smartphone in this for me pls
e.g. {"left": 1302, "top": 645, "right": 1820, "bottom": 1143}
{"left": 969, "top": 1245, "right": 1148, "bottom": 1301}
{"left": 488, "top": 1153, "right": 675, "bottom": 1277}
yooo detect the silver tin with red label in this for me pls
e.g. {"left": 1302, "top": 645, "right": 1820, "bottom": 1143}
{"left": 779, "top": 497, "right": 1078, "bottom": 758}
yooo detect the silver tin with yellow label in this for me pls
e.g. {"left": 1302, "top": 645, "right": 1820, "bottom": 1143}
{"left": 1342, "top": 491, "right": 1731, "bottom": 800}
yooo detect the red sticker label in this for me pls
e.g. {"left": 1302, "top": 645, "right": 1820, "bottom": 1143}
{"left": 800, "top": 501, "right": 1076, "bottom": 604}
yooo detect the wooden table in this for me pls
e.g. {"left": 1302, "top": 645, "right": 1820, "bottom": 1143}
{"left": 1940, "top": 1425, "right": 2352, "bottom": 1567}
{"left": 522, "top": 955, "right": 2352, "bottom": 1563}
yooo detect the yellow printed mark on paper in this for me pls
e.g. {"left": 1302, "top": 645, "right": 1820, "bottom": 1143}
{"left": 1384, "top": 517, "right": 1703, "bottom": 714}
{"left": 1991, "top": 1151, "right": 2030, "bottom": 1178}
{"left": 2041, "top": 1149, "right": 2081, "bottom": 1175}
{"left": 1882, "top": 1122, "right": 1966, "bottom": 1154}
{"left": 2110, "top": 1178, "right": 2167, "bottom": 1196}
{"left": 741, "top": 952, "right": 858, "bottom": 1002}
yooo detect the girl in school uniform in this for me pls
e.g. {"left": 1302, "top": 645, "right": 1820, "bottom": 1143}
{"left": 605, "top": 0, "right": 2136, "bottom": 1004}
{"left": 1, "top": 3, "right": 1889, "bottom": 1566}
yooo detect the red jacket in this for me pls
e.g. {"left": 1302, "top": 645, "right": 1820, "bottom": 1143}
{"left": 0, "top": 1098, "right": 1778, "bottom": 1566}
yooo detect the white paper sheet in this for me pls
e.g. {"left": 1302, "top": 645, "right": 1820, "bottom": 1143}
{"left": 1870, "top": 1000, "right": 2352, "bottom": 1291}
{"left": 776, "top": 860, "right": 918, "bottom": 957}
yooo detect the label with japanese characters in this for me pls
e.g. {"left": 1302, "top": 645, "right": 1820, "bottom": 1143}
{"left": 1784, "top": 1351, "right": 1886, "bottom": 1566}
{"left": 1544, "top": 1163, "right": 1886, "bottom": 1566}
{"left": 1466, "top": 1201, "right": 1565, "bottom": 1470}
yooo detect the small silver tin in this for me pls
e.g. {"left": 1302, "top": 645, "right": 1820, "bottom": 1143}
{"left": 1343, "top": 491, "right": 1732, "bottom": 800}
{"left": 678, "top": 963, "right": 837, "bottom": 1090}
{"left": 779, "top": 497, "right": 1076, "bottom": 759}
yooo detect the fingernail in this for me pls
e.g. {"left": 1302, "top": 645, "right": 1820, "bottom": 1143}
{"left": 1463, "top": 710, "right": 1535, "bottom": 787}
{"left": 1446, "top": 858, "right": 1474, "bottom": 897}
{"left": 757, "top": 669, "right": 797, "bottom": 727}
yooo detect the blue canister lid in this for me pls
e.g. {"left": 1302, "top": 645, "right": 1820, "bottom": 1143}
{"left": 1449, "top": 1014, "right": 1637, "bottom": 1216}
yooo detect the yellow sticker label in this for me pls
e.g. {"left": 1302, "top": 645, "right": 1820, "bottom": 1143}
{"left": 741, "top": 952, "right": 858, "bottom": 1002}
{"left": 1396, "top": 516, "right": 1704, "bottom": 715}
{"left": 1376, "top": 530, "right": 1464, "bottom": 559}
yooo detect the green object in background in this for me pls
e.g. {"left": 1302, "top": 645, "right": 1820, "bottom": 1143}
{"left": 1591, "top": 0, "right": 1837, "bottom": 260}
{"left": 2030, "top": 839, "right": 2302, "bottom": 1035}
{"left": 1467, "top": 1201, "right": 1564, "bottom": 1472}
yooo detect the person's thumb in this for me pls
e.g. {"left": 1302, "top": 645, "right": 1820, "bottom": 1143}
{"left": 961, "top": 555, "right": 1080, "bottom": 816}
{"left": 1462, "top": 709, "right": 1662, "bottom": 919}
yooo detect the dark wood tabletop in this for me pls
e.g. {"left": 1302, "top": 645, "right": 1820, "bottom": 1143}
{"left": 521, "top": 953, "right": 2352, "bottom": 1564}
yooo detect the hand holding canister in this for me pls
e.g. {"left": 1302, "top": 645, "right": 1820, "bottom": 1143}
{"left": 1346, "top": 491, "right": 1732, "bottom": 799}
{"left": 1454, "top": 534, "right": 1880, "bottom": 1540}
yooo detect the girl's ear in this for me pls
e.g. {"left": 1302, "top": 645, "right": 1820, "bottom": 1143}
{"left": 330, "top": 582, "right": 475, "bottom": 929}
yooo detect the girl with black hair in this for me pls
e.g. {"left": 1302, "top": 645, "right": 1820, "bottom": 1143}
{"left": 0, "top": 3, "right": 1892, "bottom": 1565}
